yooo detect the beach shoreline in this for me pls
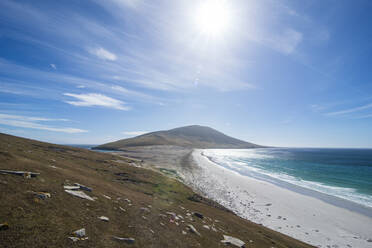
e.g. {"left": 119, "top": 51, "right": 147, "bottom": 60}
{"left": 112, "top": 146, "right": 372, "bottom": 248}
{"left": 184, "top": 149, "right": 372, "bottom": 248}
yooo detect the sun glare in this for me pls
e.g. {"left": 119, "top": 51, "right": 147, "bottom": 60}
{"left": 195, "top": 0, "right": 231, "bottom": 37}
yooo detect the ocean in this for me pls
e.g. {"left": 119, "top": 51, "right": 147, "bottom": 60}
{"left": 202, "top": 148, "right": 372, "bottom": 209}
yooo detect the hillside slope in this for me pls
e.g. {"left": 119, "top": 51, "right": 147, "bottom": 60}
{"left": 0, "top": 133, "right": 312, "bottom": 248}
{"left": 95, "top": 125, "right": 263, "bottom": 150}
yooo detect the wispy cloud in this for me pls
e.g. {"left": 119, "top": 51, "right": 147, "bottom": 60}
{"left": 122, "top": 131, "right": 148, "bottom": 136}
{"left": 50, "top": 63, "right": 56, "bottom": 70}
{"left": 64, "top": 93, "right": 129, "bottom": 110}
{"left": 0, "top": 113, "right": 87, "bottom": 133}
{"left": 89, "top": 47, "right": 117, "bottom": 61}
{"left": 268, "top": 29, "right": 303, "bottom": 55}
{"left": 326, "top": 103, "right": 372, "bottom": 116}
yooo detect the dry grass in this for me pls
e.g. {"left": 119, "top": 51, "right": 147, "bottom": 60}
{"left": 0, "top": 133, "right": 313, "bottom": 248}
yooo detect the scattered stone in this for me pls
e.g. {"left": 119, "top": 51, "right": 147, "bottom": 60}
{"left": 193, "top": 212, "right": 204, "bottom": 219}
{"left": 64, "top": 185, "right": 80, "bottom": 190}
{"left": 0, "top": 170, "right": 39, "bottom": 178}
{"left": 68, "top": 228, "right": 88, "bottom": 242}
{"left": 265, "top": 203, "right": 272, "bottom": 206}
{"left": 103, "top": 195, "right": 111, "bottom": 200}
{"left": 142, "top": 216, "right": 147, "bottom": 220}
{"left": 74, "top": 228, "right": 86, "bottom": 237}
{"left": 30, "top": 191, "right": 51, "bottom": 200}
{"left": 74, "top": 183, "right": 92, "bottom": 192}
{"left": 119, "top": 207, "right": 126, "bottom": 212}
{"left": 64, "top": 190, "right": 95, "bottom": 201}
{"left": 367, "top": 239, "right": 372, "bottom": 242}
{"left": 113, "top": 236, "right": 135, "bottom": 244}
{"left": 203, "top": 225, "right": 210, "bottom": 230}
{"left": 149, "top": 229, "right": 154, "bottom": 234}
{"left": 0, "top": 223, "right": 9, "bottom": 231}
{"left": 98, "top": 216, "right": 109, "bottom": 222}
{"left": 187, "top": 224, "right": 201, "bottom": 236}
{"left": 124, "top": 198, "right": 131, "bottom": 203}
{"left": 220, "top": 235, "right": 245, "bottom": 248}
{"left": 160, "top": 222, "right": 165, "bottom": 226}
{"left": 182, "top": 230, "right": 187, "bottom": 235}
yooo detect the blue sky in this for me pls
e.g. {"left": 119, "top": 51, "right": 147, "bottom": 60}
{"left": 0, "top": 0, "right": 372, "bottom": 148}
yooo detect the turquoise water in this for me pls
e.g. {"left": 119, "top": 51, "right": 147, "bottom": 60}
{"left": 203, "top": 148, "right": 372, "bottom": 208}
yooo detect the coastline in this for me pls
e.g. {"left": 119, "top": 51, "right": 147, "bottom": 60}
{"left": 184, "top": 149, "right": 372, "bottom": 248}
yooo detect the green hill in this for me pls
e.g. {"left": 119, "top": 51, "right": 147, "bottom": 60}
{"left": 0, "top": 133, "right": 312, "bottom": 248}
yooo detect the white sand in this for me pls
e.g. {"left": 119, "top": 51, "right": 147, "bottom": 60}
{"left": 184, "top": 150, "right": 372, "bottom": 248}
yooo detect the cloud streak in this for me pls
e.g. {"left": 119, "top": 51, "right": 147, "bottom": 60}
{"left": 0, "top": 114, "right": 87, "bottom": 133}
{"left": 326, "top": 103, "right": 372, "bottom": 116}
{"left": 64, "top": 93, "right": 130, "bottom": 110}
{"left": 89, "top": 47, "right": 117, "bottom": 61}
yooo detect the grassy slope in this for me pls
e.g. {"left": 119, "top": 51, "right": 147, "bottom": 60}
{"left": 96, "top": 125, "right": 263, "bottom": 150}
{"left": 0, "top": 133, "right": 312, "bottom": 248}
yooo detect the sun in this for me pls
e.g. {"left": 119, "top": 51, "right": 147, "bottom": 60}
{"left": 195, "top": 0, "right": 231, "bottom": 37}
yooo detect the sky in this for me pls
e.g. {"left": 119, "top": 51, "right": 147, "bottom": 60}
{"left": 0, "top": 0, "right": 372, "bottom": 148}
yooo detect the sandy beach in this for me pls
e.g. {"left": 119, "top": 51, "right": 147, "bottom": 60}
{"left": 113, "top": 146, "right": 372, "bottom": 248}
{"left": 183, "top": 149, "right": 372, "bottom": 248}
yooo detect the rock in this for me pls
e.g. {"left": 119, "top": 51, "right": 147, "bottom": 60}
{"left": 64, "top": 185, "right": 81, "bottom": 190}
{"left": 187, "top": 224, "right": 201, "bottom": 236}
{"left": 182, "top": 230, "right": 187, "bottom": 235}
{"left": 74, "top": 183, "right": 92, "bottom": 192}
{"left": 64, "top": 190, "right": 95, "bottom": 201}
{"left": 221, "top": 235, "right": 245, "bottom": 248}
{"left": 30, "top": 191, "right": 51, "bottom": 200}
{"left": 73, "top": 228, "right": 86, "bottom": 237}
{"left": 193, "top": 212, "right": 204, "bottom": 219}
{"left": 0, "top": 170, "right": 39, "bottom": 178}
{"left": 102, "top": 194, "right": 111, "bottom": 200}
{"left": 68, "top": 228, "right": 89, "bottom": 242}
{"left": 98, "top": 216, "right": 109, "bottom": 222}
{"left": 119, "top": 207, "right": 126, "bottom": 212}
{"left": 367, "top": 239, "right": 372, "bottom": 242}
{"left": 203, "top": 225, "right": 210, "bottom": 230}
{"left": 0, "top": 223, "right": 9, "bottom": 231}
{"left": 113, "top": 236, "right": 135, "bottom": 244}
{"left": 68, "top": 236, "right": 89, "bottom": 242}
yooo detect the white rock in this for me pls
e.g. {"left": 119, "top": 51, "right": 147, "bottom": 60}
{"left": 187, "top": 224, "right": 201, "bottom": 236}
{"left": 64, "top": 190, "right": 94, "bottom": 201}
{"left": 73, "top": 228, "right": 86, "bottom": 237}
{"left": 98, "top": 216, "right": 109, "bottom": 222}
{"left": 220, "top": 235, "right": 245, "bottom": 247}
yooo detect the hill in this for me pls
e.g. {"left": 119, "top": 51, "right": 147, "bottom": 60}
{"left": 0, "top": 133, "right": 312, "bottom": 248}
{"left": 95, "top": 125, "right": 264, "bottom": 150}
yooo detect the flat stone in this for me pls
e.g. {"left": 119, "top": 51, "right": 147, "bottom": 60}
{"left": 113, "top": 236, "right": 135, "bottom": 244}
{"left": 221, "top": 235, "right": 245, "bottom": 248}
